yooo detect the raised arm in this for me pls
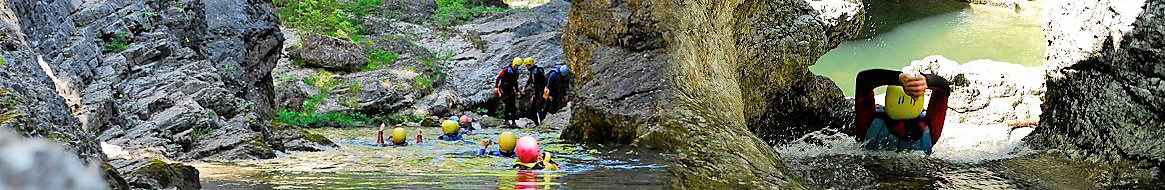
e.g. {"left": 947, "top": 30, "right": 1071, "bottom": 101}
{"left": 854, "top": 69, "right": 905, "bottom": 140}
{"left": 922, "top": 74, "right": 951, "bottom": 143}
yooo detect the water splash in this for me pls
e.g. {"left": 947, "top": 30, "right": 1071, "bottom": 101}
{"left": 776, "top": 123, "right": 1035, "bottom": 163}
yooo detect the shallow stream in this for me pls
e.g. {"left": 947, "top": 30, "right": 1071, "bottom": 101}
{"left": 196, "top": 127, "right": 670, "bottom": 189}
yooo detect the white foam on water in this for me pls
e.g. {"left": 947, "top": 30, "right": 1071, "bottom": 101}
{"left": 776, "top": 123, "right": 1035, "bottom": 163}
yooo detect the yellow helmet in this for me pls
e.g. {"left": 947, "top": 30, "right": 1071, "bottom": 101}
{"left": 885, "top": 85, "right": 925, "bottom": 120}
{"left": 499, "top": 131, "right": 517, "bottom": 153}
{"left": 441, "top": 120, "right": 460, "bottom": 135}
{"left": 512, "top": 57, "right": 522, "bottom": 67}
{"left": 391, "top": 127, "right": 407, "bottom": 144}
{"left": 524, "top": 57, "right": 535, "bottom": 66}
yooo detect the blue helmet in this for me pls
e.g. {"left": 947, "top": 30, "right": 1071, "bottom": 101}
{"left": 450, "top": 116, "right": 460, "bottom": 121}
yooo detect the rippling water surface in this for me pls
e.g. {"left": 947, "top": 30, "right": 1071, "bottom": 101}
{"left": 196, "top": 127, "right": 670, "bottom": 189}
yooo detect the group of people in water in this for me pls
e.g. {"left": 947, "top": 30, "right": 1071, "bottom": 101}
{"left": 369, "top": 56, "right": 572, "bottom": 171}
{"left": 375, "top": 115, "right": 560, "bottom": 170}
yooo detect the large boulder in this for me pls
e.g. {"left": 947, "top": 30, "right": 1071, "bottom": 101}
{"left": 287, "top": 33, "right": 368, "bottom": 72}
{"left": 5, "top": 0, "right": 335, "bottom": 162}
{"left": 1025, "top": 0, "right": 1165, "bottom": 164}
{"left": 561, "top": 0, "right": 863, "bottom": 188}
{"left": 901, "top": 55, "right": 1044, "bottom": 126}
{"left": 110, "top": 158, "right": 199, "bottom": 190}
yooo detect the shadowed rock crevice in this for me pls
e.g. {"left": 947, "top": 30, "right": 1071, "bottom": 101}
{"left": 1026, "top": 0, "right": 1165, "bottom": 166}
{"left": 563, "top": 0, "right": 864, "bottom": 188}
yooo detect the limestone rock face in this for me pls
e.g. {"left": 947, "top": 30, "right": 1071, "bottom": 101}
{"left": 562, "top": 0, "right": 863, "bottom": 188}
{"left": 4, "top": 0, "right": 335, "bottom": 162}
{"left": 288, "top": 33, "right": 368, "bottom": 71}
{"left": 902, "top": 55, "right": 1044, "bottom": 126}
{"left": 1025, "top": 0, "right": 1165, "bottom": 164}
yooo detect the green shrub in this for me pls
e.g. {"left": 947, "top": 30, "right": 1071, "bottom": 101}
{"left": 273, "top": 0, "right": 374, "bottom": 39}
{"left": 190, "top": 126, "right": 216, "bottom": 140}
{"left": 362, "top": 51, "right": 399, "bottom": 71}
{"left": 102, "top": 30, "right": 132, "bottom": 53}
{"left": 276, "top": 110, "right": 362, "bottom": 127}
{"left": 433, "top": 0, "right": 505, "bottom": 28}
{"left": 412, "top": 52, "right": 451, "bottom": 92}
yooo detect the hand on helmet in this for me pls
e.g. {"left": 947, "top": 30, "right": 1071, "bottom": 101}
{"left": 898, "top": 73, "right": 928, "bottom": 98}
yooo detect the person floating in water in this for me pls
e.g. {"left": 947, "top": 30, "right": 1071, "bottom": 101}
{"left": 479, "top": 132, "right": 518, "bottom": 157}
{"left": 376, "top": 123, "right": 409, "bottom": 146}
{"left": 511, "top": 136, "right": 559, "bottom": 170}
{"left": 494, "top": 57, "right": 523, "bottom": 127}
{"left": 854, "top": 69, "right": 950, "bottom": 154}
{"left": 437, "top": 119, "right": 463, "bottom": 141}
{"left": 459, "top": 114, "right": 476, "bottom": 132}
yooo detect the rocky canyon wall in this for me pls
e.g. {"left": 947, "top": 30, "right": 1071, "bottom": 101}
{"left": 562, "top": 0, "right": 863, "bottom": 188}
{"left": 1026, "top": 0, "right": 1165, "bottom": 165}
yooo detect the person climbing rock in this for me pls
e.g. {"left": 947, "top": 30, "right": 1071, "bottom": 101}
{"left": 522, "top": 57, "right": 548, "bottom": 125}
{"left": 511, "top": 136, "right": 558, "bottom": 170}
{"left": 437, "top": 120, "right": 463, "bottom": 141}
{"left": 854, "top": 69, "right": 951, "bottom": 154}
{"left": 494, "top": 57, "right": 523, "bottom": 127}
{"left": 544, "top": 65, "right": 571, "bottom": 113}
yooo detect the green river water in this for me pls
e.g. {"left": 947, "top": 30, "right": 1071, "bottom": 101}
{"left": 812, "top": 0, "right": 1045, "bottom": 96}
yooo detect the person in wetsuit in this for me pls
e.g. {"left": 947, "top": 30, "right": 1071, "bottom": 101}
{"left": 494, "top": 58, "right": 523, "bottom": 127}
{"left": 854, "top": 69, "right": 951, "bottom": 154}
{"left": 522, "top": 57, "right": 548, "bottom": 125}
{"left": 544, "top": 65, "right": 571, "bottom": 113}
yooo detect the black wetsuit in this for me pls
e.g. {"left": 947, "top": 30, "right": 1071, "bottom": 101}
{"left": 525, "top": 65, "right": 548, "bottom": 124}
{"left": 545, "top": 66, "right": 570, "bottom": 113}
{"left": 495, "top": 66, "right": 520, "bottom": 122}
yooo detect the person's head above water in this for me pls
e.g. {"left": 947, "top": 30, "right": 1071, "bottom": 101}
{"left": 391, "top": 127, "right": 407, "bottom": 145}
{"left": 885, "top": 85, "right": 926, "bottom": 120}
{"left": 459, "top": 115, "right": 471, "bottom": 125}
{"left": 499, "top": 132, "right": 517, "bottom": 153}
{"left": 441, "top": 120, "right": 459, "bottom": 136}
{"left": 516, "top": 136, "right": 540, "bottom": 163}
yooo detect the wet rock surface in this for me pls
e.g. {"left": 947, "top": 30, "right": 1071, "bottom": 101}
{"left": 901, "top": 55, "right": 1044, "bottom": 126}
{"left": 1026, "top": 0, "right": 1165, "bottom": 165}
{"left": 111, "top": 158, "right": 200, "bottom": 190}
{"left": 561, "top": 0, "right": 864, "bottom": 188}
